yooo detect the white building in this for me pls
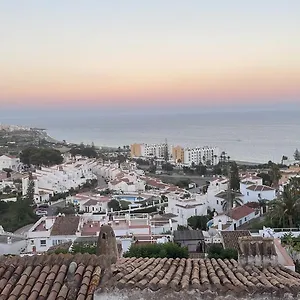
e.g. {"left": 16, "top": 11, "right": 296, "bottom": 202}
{"left": 140, "top": 143, "right": 170, "bottom": 159}
{"left": 183, "top": 146, "right": 220, "bottom": 166}
{"left": 194, "top": 177, "right": 229, "bottom": 213}
{"left": 0, "top": 155, "right": 20, "bottom": 171}
{"left": 0, "top": 226, "right": 26, "bottom": 255}
{"left": 22, "top": 159, "right": 97, "bottom": 203}
{"left": 240, "top": 182, "right": 276, "bottom": 203}
{"left": 25, "top": 213, "right": 157, "bottom": 253}
{"left": 213, "top": 205, "right": 258, "bottom": 230}
{"left": 166, "top": 193, "right": 207, "bottom": 226}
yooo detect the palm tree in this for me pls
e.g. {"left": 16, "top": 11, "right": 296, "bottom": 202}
{"left": 269, "top": 179, "right": 300, "bottom": 228}
{"left": 222, "top": 194, "right": 243, "bottom": 212}
{"left": 268, "top": 162, "right": 281, "bottom": 189}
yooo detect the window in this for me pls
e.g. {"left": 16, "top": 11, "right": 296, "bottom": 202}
{"left": 239, "top": 220, "right": 242, "bottom": 226}
{"left": 247, "top": 192, "right": 249, "bottom": 196}
{"left": 244, "top": 217, "right": 247, "bottom": 222}
{"left": 216, "top": 200, "right": 219, "bottom": 205}
{"left": 40, "top": 240, "right": 46, "bottom": 247}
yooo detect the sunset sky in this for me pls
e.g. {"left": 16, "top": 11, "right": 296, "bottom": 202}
{"left": 1, "top": 0, "right": 299, "bottom": 109}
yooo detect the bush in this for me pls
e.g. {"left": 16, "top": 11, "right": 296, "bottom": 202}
{"left": 124, "top": 242, "right": 188, "bottom": 259}
{"left": 207, "top": 244, "right": 238, "bottom": 260}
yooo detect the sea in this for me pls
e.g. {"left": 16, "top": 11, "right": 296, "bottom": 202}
{"left": 0, "top": 107, "right": 299, "bottom": 164}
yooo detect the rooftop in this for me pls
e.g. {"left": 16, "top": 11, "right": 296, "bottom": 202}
{"left": 2, "top": 254, "right": 300, "bottom": 299}
{"left": 101, "top": 256, "right": 300, "bottom": 298}
{"left": 221, "top": 230, "right": 251, "bottom": 250}
{"left": 246, "top": 184, "right": 275, "bottom": 192}
{"left": 50, "top": 215, "right": 80, "bottom": 236}
{"left": 173, "top": 230, "right": 204, "bottom": 241}
{"left": 227, "top": 205, "right": 256, "bottom": 220}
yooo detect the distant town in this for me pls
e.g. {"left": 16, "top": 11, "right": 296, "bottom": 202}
{"left": 1, "top": 123, "right": 300, "bottom": 298}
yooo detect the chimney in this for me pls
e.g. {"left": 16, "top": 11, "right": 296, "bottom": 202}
{"left": 218, "top": 220, "right": 222, "bottom": 231}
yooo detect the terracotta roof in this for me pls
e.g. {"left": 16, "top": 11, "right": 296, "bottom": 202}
{"left": 0, "top": 253, "right": 104, "bottom": 300}
{"left": 2, "top": 254, "right": 300, "bottom": 298}
{"left": 51, "top": 216, "right": 80, "bottom": 236}
{"left": 101, "top": 257, "right": 300, "bottom": 297}
{"left": 228, "top": 205, "right": 255, "bottom": 220}
{"left": 246, "top": 184, "right": 275, "bottom": 191}
{"left": 221, "top": 230, "right": 251, "bottom": 250}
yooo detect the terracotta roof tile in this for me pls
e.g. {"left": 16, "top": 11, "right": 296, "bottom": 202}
{"left": 2, "top": 253, "right": 300, "bottom": 299}
{"left": 98, "top": 257, "right": 300, "bottom": 297}
{"left": 0, "top": 254, "right": 105, "bottom": 300}
{"left": 51, "top": 216, "right": 80, "bottom": 236}
{"left": 221, "top": 230, "right": 251, "bottom": 250}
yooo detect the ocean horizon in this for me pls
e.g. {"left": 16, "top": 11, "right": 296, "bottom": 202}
{"left": 0, "top": 107, "right": 299, "bottom": 164}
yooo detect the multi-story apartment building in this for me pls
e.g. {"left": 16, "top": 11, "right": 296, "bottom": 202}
{"left": 131, "top": 142, "right": 220, "bottom": 166}
{"left": 172, "top": 146, "right": 184, "bottom": 163}
{"left": 183, "top": 146, "right": 220, "bottom": 166}
{"left": 130, "top": 143, "right": 170, "bottom": 160}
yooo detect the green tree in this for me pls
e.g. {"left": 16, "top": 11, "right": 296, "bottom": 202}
{"left": 269, "top": 178, "right": 300, "bottom": 228}
{"left": 257, "top": 173, "right": 272, "bottom": 186}
{"left": 294, "top": 149, "right": 300, "bottom": 161}
{"left": 228, "top": 162, "right": 240, "bottom": 191}
{"left": 20, "top": 147, "right": 63, "bottom": 166}
{"left": 268, "top": 161, "right": 281, "bottom": 189}
{"left": 195, "top": 164, "right": 207, "bottom": 175}
{"left": 162, "top": 163, "right": 173, "bottom": 172}
{"left": 187, "top": 216, "right": 209, "bottom": 230}
{"left": 108, "top": 199, "right": 121, "bottom": 211}
{"left": 25, "top": 178, "right": 35, "bottom": 204}
{"left": 222, "top": 192, "right": 243, "bottom": 212}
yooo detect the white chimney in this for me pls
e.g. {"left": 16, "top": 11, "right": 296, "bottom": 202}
{"left": 218, "top": 220, "right": 222, "bottom": 231}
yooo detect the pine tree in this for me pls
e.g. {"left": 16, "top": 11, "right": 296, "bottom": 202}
{"left": 294, "top": 149, "right": 300, "bottom": 161}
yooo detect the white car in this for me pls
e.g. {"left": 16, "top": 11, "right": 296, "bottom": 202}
{"left": 35, "top": 210, "right": 48, "bottom": 216}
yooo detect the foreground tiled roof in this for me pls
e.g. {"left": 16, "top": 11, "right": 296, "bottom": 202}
{"left": 0, "top": 253, "right": 104, "bottom": 300}
{"left": 1, "top": 254, "right": 300, "bottom": 299}
{"left": 102, "top": 257, "right": 300, "bottom": 298}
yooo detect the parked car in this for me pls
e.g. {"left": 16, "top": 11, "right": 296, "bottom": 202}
{"left": 35, "top": 210, "right": 48, "bottom": 216}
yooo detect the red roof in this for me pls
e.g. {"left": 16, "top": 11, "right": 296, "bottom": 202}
{"left": 228, "top": 205, "right": 255, "bottom": 220}
{"left": 246, "top": 185, "right": 274, "bottom": 191}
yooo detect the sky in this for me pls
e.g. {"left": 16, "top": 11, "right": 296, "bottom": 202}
{"left": 0, "top": 0, "right": 300, "bottom": 110}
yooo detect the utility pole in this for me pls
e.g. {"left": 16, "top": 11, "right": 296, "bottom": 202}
{"left": 226, "top": 163, "right": 232, "bottom": 216}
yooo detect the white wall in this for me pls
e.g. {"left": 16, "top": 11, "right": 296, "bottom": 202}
{"left": 0, "top": 240, "right": 27, "bottom": 255}
{"left": 240, "top": 184, "right": 276, "bottom": 203}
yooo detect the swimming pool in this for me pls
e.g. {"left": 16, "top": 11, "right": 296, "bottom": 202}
{"left": 116, "top": 196, "right": 144, "bottom": 202}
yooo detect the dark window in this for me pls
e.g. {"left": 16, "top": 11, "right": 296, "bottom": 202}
{"left": 102, "top": 233, "right": 107, "bottom": 239}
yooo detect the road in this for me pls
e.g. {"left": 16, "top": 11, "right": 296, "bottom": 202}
{"left": 14, "top": 224, "right": 34, "bottom": 236}
{"left": 46, "top": 199, "right": 67, "bottom": 216}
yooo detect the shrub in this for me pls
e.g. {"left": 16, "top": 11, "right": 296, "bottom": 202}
{"left": 207, "top": 244, "right": 238, "bottom": 260}
{"left": 124, "top": 242, "right": 188, "bottom": 259}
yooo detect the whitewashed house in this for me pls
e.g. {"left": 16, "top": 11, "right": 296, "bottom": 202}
{"left": 213, "top": 205, "right": 258, "bottom": 230}
{"left": 0, "top": 155, "right": 20, "bottom": 171}
{"left": 22, "top": 159, "right": 97, "bottom": 203}
{"left": 194, "top": 177, "right": 229, "bottom": 213}
{"left": 166, "top": 193, "right": 207, "bottom": 226}
{"left": 240, "top": 182, "right": 276, "bottom": 203}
